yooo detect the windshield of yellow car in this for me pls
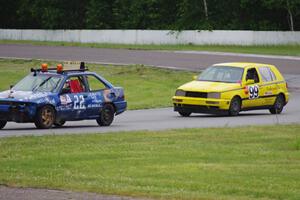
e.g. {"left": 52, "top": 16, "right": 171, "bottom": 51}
{"left": 13, "top": 73, "right": 64, "bottom": 92}
{"left": 198, "top": 66, "right": 244, "bottom": 83}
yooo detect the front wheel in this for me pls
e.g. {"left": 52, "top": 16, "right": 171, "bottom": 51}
{"left": 34, "top": 105, "right": 56, "bottom": 129}
{"left": 269, "top": 95, "right": 285, "bottom": 114}
{"left": 97, "top": 104, "right": 115, "bottom": 126}
{"left": 229, "top": 97, "right": 241, "bottom": 116}
{"left": 0, "top": 120, "right": 7, "bottom": 129}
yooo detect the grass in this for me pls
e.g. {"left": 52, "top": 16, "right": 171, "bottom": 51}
{"left": 0, "top": 59, "right": 195, "bottom": 110}
{"left": 0, "top": 125, "right": 300, "bottom": 199}
{"left": 1, "top": 40, "right": 300, "bottom": 56}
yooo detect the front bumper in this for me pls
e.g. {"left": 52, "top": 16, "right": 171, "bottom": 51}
{"left": 172, "top": 96, "right": 230, "bottom": 115}
{"left": 0, "top": 101, "right": 36, "bottom": 122}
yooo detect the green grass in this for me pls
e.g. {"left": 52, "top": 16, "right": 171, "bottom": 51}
{"left": 0, "top": 125, "right": 300, "bottom": 199}
{"left": 1, "top": 40, "right": 300, "bottom": 56}
{"left": 0, "top": 59, "right": 195, "bottom": 109}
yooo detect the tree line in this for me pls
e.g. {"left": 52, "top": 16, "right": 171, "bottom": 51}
{"left": 1, "top": 0, "right": 299, "bottom": 31}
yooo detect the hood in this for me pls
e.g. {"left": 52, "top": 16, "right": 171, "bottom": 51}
{"left": 0, "top": 90, "right": 52, "bottom": 101}
{"left": 178, "top": 81, "right": 240, "bottom": 92}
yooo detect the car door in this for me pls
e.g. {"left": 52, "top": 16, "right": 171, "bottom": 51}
{"left": 84, "top": 74, "right": 113, "bottom": 117}
{"left": 242, "top": 67, "right": 264, "bottom": 108}
{"left": 257, "top": 66, "right": 278, "bottom": 106}
{"left": 58, "top": 75, "right": 91, "bottom": 120}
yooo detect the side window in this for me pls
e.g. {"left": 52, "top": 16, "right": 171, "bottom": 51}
{"left": 86, "top": 75, "right": 107, "bottom": 91}
{"left": 62, "top": 76, "right": 86, "bottom": 94}
{"left": 246, "top": 68, "right": 260, "bottom": 83}
{"left": 258, "top": 67, "right": 277, "bottom": 82}
{"left": 269, "top": 69, "right": 277, "bottom": 81}
{"left": 258, "top": 67, "right": 273, "bottom": 82}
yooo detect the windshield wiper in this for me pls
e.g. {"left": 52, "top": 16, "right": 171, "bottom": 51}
{"left": 32, "top": 77, "right": 52, "bottom": 92}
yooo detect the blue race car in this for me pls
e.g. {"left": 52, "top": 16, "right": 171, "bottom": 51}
{"left": 0, "top": 62, "right": 127, "bottom": 129}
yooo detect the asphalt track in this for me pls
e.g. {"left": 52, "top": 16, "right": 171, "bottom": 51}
{"left": 0, "top": 44, "right": 299, "bottom": 137}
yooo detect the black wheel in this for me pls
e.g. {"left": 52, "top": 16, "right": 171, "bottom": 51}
{"left": 178, "top": 111, "right": 191, "bottom": 117}
{"left": 54, "top": 120, "right": 66, "bottom": 127}
{"left": 0, "top": 120, "right": 7, "bottom": 129}
{"left": 34, "top": 105, "right": 55, "bottom": 129}
{"left": 229, "top": 96, "right": 241, "bottom": 116}
{"left": 269, "top": 95, "right": 285, "bottom": 114}
{"left": 97, "top": 104, "right": 115, "bottom": 126}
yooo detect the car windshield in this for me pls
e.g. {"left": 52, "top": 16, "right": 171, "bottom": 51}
{"left": 13, "top": 73, "right": 63, "bottom": 92}
{"left": 198, "top": 66, "right": 244, "bottom": 83}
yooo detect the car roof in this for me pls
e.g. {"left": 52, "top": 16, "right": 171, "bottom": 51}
{"left": 213, "top": 62, "right": 274, "bottom": 68}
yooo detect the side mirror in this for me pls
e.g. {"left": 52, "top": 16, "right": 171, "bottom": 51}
{"left": 193, "top": 75, "right": 198, "bottom": 80}
{"left": 246, "top": 79, "right": 255, "bottom": 85}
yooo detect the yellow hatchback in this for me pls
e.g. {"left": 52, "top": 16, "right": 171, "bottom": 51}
{"left": 173, "top": 62, "right": 289, "bottom": 116}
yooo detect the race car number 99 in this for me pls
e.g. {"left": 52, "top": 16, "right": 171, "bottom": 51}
{"left": 248, "top": 85, "right": 259, "bottom": 99}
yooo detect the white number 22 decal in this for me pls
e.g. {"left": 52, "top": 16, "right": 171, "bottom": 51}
{"left": 248, "top": 85, "right": 259, "bottom": 99}
{"left": 74, "top": 95, "right": 86, "bottom": 109}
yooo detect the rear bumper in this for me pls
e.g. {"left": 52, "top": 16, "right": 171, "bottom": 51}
{"left": 114, "top": 101, "right": 127, "bottom": 115}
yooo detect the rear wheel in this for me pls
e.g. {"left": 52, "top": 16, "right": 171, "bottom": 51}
{"left": 269, "top": 95, "right": 285, "bottom": 114}
{"left": 178, "top": 111, "right": 191, "bottom": 117}
{"left": 97, "top": 104, "right": 115, "bottom": 126}
{"left": 229, "top": 96, "right": 241, "bottom": 116}
{"left": 34, "top": 105, "right": 55, "bottom": 129}
{"left": 0, "top": 120, "right": 7, "bottom": 129}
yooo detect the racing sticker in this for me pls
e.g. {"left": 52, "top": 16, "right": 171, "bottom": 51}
{"left": 248, "top": 85, "right": 259, "bottom": 99}
{"left": 60, "top": 95, "right": 72, "bottom": 105}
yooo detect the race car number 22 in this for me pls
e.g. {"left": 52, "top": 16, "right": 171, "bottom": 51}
{"left": 248, "top": 85, "right": 259, "bottom": 99}
{"left": 74, "top": 95, "right": 86, "bottom": 109}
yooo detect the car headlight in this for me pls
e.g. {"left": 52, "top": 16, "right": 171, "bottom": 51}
{"left": 175, "top": 90, "right": 186, "bottom": 96}
{"left": 207, "top": 92, "right": 221, "bottom": 99}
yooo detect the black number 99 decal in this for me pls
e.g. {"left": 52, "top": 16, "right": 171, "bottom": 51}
{"left": 248, "top": 85, "right": 259, "bottom": 99}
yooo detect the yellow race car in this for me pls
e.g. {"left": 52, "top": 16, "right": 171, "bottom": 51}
{"left": 173, "top": 62, "right": 289, "bottom": 116}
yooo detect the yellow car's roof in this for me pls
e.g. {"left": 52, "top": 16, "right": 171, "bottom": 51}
{"left": 213, "top": 62, "right": 273, "bottom": 68}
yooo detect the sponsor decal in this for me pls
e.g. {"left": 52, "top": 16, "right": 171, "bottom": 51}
{"left": 60, "top": 95, "right": 72, "bottom": 105}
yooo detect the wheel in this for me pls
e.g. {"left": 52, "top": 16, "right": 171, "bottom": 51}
{"left": 34, "top": 105, "right": 56, "bottom": 129}
{"left": 97, "top": 104, "right": 115, "bottom": 126}
{"left": 269, "top": 95, "right": 285, "bottom": 114}
{"left": 54, "top": 120, "right": 66, "bottom": 127}
{"left": 0, "top": 120, "right": 7, "bottom": 129}
{"left": 229, "top": 96, "right": 241, "bottom": 116}
{"left": 178, "top": 111, "right": 191, "bottom": 117}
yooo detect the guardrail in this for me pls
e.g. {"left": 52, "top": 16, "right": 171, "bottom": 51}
{"left": 0, "top": 29, "right": 299, "bottom": 45}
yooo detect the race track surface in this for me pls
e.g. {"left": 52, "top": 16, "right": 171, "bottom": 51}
{"left": 0, "top": 44, "right": 300, "bottom": 74}
{"left": 1, "top": 92, "right": 299, "bottom": 138}
{"left": 0, "top": 44, "right": 299, "bottom": 137}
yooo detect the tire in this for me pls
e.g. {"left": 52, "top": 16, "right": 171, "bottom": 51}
{"left": 229, "top": 96, "right": 241, "bottom": 116}
{"left": 0, "top": 120, "right": 7, "bottom": 129}
{"left": 34, "top": 105, "right": 56, "bottom": 129}
{"left": 178, "top": 111, "right": 191, "bottom": 117}
{"left": 97, "top": 104, "right": 115, "bottom": 126}
{"left": 54, "top": 120, "right": 66, "bottom": 127}
{"left": 269, "top": 95, "right": 285, "bottom": 114}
